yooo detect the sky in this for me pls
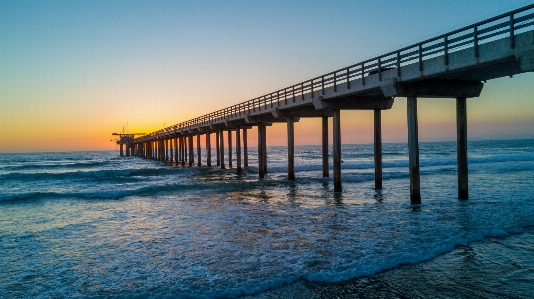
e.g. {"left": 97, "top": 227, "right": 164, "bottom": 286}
{"left": 1, "top": 0, "right": 534, "bottom": 153}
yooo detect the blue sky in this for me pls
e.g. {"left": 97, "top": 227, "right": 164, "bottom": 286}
{"left": 1, "top": 0, "right": 534, "bottom": 152}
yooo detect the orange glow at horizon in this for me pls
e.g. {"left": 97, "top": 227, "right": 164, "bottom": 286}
{"left": 2, "top": 1, "right": 534, "bottom": 154}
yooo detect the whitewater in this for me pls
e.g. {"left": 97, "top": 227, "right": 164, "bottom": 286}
{"left": 1, "top": 139, "right": 533, "bottom": 298}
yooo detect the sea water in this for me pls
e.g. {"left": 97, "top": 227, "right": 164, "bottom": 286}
{"left": 1, "top": 139, "right": 533, "bottom": 298}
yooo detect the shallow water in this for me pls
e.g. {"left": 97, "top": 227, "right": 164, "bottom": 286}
{"left": 1, "top": 140, "right": 533, "bottom": 298}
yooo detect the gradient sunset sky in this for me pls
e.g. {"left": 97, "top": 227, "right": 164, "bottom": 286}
{"left": 1, "top": 0, "right": 534, "bottom": 153}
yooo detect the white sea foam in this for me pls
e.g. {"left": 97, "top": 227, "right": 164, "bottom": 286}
{"left": 0, "top": 141, "right": 533, "bottom": 298}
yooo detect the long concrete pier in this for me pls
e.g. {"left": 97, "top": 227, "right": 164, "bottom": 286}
{"left": 126, "top": 5, "right": 534, "bottom": 204}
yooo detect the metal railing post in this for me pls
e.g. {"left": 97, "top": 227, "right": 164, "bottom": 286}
{"left": 510, "top": 13, "right": 515, "bottom": 49}
{"left": 396, "top": 51, "right": 401, "bottom": 77}
{"left": 444, "top": 35, "right": 449, "bottom": 65}
{"left": 418, "top": 43, "right": 423, "bottom": 72}
{"left": 361, "top": 63, "right": 365, "bottom": 86}
{"left": 378, "top": 57, "right": 382, "bottom": 81}
{"left": 346, "top": 68, "right": 350, "bottom": 89}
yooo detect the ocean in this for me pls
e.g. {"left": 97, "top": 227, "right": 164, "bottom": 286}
{"left": 1, "top": 139, "right": 533, "bottom": 298}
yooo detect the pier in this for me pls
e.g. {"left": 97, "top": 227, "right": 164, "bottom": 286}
{"left": 112, "top": 133, "right": 145, "bottom": 157}
{"left": 124, "top": 5, "right": 534, "bottom": 204}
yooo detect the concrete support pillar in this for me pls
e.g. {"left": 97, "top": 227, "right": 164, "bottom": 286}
{"left": 287, "top": 118, "right": 295, "bottom": 180}
{"left": 374, "top": 109, "right": 383, "bottom": 189}
{"left": 197, "top": 134, "right": 202, "bottom": 167}
{"left": 228, "top": 130, "right": 233, "bottom": 168}
{"left": 216, "top": 131, "right": 220, "bottom": 166}
{"left": 126, "top": 144, "right": 131, "bottom": 157}
{"left": 157, "top": 140, "right": 160, "bottom": 160}
{"left": 181, "top": 137, "right": 186, "bottom": 166}
{"left": 219, "top": 130, "right": 225, "bottom": 169}
{"left": 120, "top": 143, "right": 124, "bottom": 156}
{"left": 457, "top": 97, "right": 468, "bottom": 200}
{"left": 243, "top": 128, "right": 248, "bottom": 168}
{"left": 164, "top": 139, "right": 167, "bottom": 161}
{"left": 258, "top": 124, "right": 265, "bottom": 178}
{"left": 166, "top": 139, "right": 169, "bottom": 161}
{"left": 206, "top": 132, "right": 212, "bottom": 167}
{"left": 161, "top": 140, "right": 165, "bottom": 160}
{"left": 322, "top": 116, "right": 329, "bottom": 178}
{"left": 261, "top": 124, "right": 267, "bottom": 175}
{"left": 170, "top": 139, "right": 174, "bottom": 163}
{"left": 333, "top": 110, "right": 342, "bottom": 192}
{"left": 188, "top": 135, "right": 194, "bottom": 167}
{"left": 407, "top": 96, "right": 421, "bottom": 204}
{"left": 174, "top": 137, "right": 180, "bottom": 164}
{"left": 236, "top": 127, "right": 242, "bottom": 174}
{"left": 165, "top": 139, "right": 169, "bottom": 161}
{"left": 163, "top": 140, "right": 166, "bottom": 160}
{"left": 160, "top": 140, "right": 163, "bottom": 160}
{"left": 177, "top": 138, "right": 181, "bottom": 163}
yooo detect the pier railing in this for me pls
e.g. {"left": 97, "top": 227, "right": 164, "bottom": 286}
{"left": 138, "top": 4, "right": 534, "bottom": 141}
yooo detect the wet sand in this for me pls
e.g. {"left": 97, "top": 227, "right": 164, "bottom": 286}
{"left": 247, "top": 228, "right": 534, "bottom": 299}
